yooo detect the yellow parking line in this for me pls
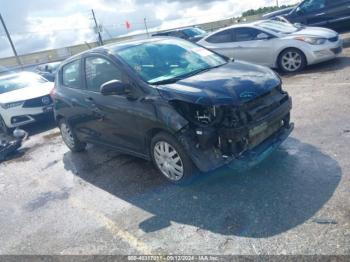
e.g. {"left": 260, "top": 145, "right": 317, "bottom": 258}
{"left": 70, "top": 197, "right": 153, "bottom": 255}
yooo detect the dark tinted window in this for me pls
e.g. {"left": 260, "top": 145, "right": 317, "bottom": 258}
{"left": 206, "top": 29, "right": 233, "bottom": 43}
{"left": 327, "top": 0, "right": 349, "bottom": 6}
{"left": 85, "top": 57, "right": 122, "bottom": 92}
{"left": 300, "top": 0, "right": 326, "bottom": 12}
{"left": 234, "top": 28, "right": 262, "bottom": 42}
{"left": 62, "top": 60, "right": 81, "bottom": 89}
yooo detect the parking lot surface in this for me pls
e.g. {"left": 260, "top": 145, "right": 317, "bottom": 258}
{"left": 1, "top": 48, "right": 350, "bottom": 255}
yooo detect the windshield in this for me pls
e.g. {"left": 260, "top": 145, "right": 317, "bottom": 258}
{"left": 182, "top": 28, "right": 206, "bottom": 37}
{"left": 116, "top": 39, "right": 226, "bottom": 85}
{"left": 259, "top": 21, "right": 299, "bottom": 34}
{"left": 0, "top": 73, "right": 47, "bottom": 94}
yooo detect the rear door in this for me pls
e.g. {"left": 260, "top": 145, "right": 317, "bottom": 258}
{"left": 203, "top": 28, "right": 235, "bottom": 58}
{"left": 230, "top": 27, "right": 275, "bottom": 66}
{"left": 59, "top": 58, "right": 95, "bottom": 142}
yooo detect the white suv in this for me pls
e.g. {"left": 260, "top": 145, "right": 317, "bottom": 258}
{"left": 0, "top": 72, "right": 54, "bottom": 133}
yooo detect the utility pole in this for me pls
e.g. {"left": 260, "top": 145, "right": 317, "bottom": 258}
{"left": 0, "top": 13, "right": 22, "bottom": 67}
{"left": 91, "top": 9, "right": 103, "bottom": 46}
{"left": 144, "top": 17, "right": 149, "bottom": 38}
{"left": 276, "top": 0, "right": 279, "bottom": 7}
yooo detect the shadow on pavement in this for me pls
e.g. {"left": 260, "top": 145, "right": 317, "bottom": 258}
{"left": 63, "top": 137, "right": 341, "bottom": 238}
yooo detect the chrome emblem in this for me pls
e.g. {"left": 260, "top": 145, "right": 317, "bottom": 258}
{"left": 42, "top": 96, "right": 51, "bottom": 105}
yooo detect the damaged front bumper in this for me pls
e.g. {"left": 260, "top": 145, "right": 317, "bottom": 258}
{"left": 227, "top": 123, "right": 293, "bottom": 171}
{"left": 177, "top": 96, "right": 293, "bottom": 173}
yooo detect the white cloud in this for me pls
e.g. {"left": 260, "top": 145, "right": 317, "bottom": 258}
{"left": 0, "top": 0, "right": 300, "bottom": 58}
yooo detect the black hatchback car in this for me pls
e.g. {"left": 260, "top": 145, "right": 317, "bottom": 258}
{"left": 54, "top": 38, "right": 293, "bottom": 184}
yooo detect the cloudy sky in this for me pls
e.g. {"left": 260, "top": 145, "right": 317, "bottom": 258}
{"left": 0, "top": 0, "right": 299, "bottom": 58}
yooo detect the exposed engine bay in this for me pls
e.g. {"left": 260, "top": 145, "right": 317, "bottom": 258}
{"left": 172, "top": 86, "right": 293, "bottom": 172}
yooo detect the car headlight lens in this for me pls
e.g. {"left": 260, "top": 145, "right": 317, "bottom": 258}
{"left": 295, "top": 36, "right": 327, "bottom": 45}
{"left": 0, "top": 101, "right": 23, "bottom": 109}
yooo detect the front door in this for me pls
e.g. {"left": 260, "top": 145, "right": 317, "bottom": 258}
{"left": 297, "top": 0, "right": 328, "bottom": 26}
{"left": 82, "top": 55, "right": 145, "bottom": 154}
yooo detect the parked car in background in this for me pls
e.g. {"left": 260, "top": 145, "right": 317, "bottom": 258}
{"left": 198, "top": 20, "right": 343, "bottom": 73}
{"left": 0, "top": 72, "right": 54, "bottom": 133}
{"left": 152, "top": 27, "right": 207, "bottom": 42}
{"left": 54, "top": 38, "right": 293, "bottom": 184}
{"left": 263, "top": 0, "right": 350, "bottom": 31}
{"left": 35, "top": 61, "right": 61, "bottom": 82}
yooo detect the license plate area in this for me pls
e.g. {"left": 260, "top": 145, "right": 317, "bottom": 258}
{"left": 248, "top": 121, "right": 282, "bottom": 150}
{"left": 42, "top": 105, "right": 53, "bottom": 113}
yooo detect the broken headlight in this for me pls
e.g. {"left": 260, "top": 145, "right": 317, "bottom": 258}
{"left": 171, "top": 101, "right": 224, "bottom": 127}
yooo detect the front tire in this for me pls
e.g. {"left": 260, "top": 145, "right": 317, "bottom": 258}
{"left": 59, "top": 119, "right": 86, "bottom": 152}
{"left": 278, "top": 48, "right": 307, "bottom": 73}
{"left": 151, "top": 132, "right": 197, "bottom": 184}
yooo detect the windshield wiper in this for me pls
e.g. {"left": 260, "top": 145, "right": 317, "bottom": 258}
{"left": 151, "top": 64, "right": 226, "bottom": 85}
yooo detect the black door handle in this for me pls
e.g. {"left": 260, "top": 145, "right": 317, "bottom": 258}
{"left": 84, "top": 97, "right": 94, "bottom": 103}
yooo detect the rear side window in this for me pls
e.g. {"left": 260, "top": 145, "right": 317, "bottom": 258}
{"left": 234, "top": 28, "right": 262, "bottom": 42}
{"left": 62, "top": 60, "right": 81, "bottom": 89}
{"left": 85, "top": 57, "right": 122, "bottom": 92}
{"left": 206, "top": 29, "right": 233, "bottom": 43}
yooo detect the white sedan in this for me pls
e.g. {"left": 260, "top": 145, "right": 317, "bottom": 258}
{"left": 198, "top": 20, "right": 343, "bottom": 73}
{"left": 0, "top": 72, "right": 54, "bottom": 133}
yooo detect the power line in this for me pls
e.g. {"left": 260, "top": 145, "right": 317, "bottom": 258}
{"left": 91, "top": 9, "right": 103, "bottom": 46}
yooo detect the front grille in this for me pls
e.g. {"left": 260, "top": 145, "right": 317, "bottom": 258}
{"left": 328, "top": 35, "right": 339, "bottom": 42}
{"left": 243, "top": 87, "right": 289, "bottom": 123}
{"left": 23, "top": 95, "right": 52, "bottom": 108}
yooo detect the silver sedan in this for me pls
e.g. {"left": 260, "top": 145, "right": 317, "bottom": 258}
{"left": 198, "top": 20, "right": 343, "bottom": 73}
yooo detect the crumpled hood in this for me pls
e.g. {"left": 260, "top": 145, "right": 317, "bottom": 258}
{"left": 290, "top": 26, "right": 338, "bottom": 38}
{"left": 155, "top": 61, "right": 281, "bottom": 106}
{"left": 0, "top": 82, "right": 53, "bottom": 104}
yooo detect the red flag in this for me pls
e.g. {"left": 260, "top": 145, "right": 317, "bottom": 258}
{"left": 125, "top": 21, "right": 131, "bottom": 30}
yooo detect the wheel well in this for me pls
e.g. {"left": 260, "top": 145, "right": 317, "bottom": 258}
{"left": 146, "top": 128, "right": 174, "bottom": 154}
{"left": 277, "top": 47, "right": 308, "bottom": 66}
{"left": 55, "top": 114, "right": 64, "bottom": 124}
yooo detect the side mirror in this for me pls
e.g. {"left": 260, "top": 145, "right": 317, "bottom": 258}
{"left": 256, "top": 33, "right": 270, "bottom": 40}
{"left": 100, "top": 80, "right": 131, "bottom": 96}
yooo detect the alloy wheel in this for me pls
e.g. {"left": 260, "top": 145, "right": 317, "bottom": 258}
{"left": 281, "top": 51, "right": 302, "bottom": 72}
{"left": 154, "top": 141, "right": 184, "bottom": 181}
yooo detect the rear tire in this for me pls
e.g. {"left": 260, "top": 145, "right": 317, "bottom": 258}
{"left": 151, "top": 132, "right": 197, "bottom": 185}
{"left": 278, "top": 48, "right": 307, "bottom": 73}
{"left": 59, "top": 119, "right": 86, "bottom": 152}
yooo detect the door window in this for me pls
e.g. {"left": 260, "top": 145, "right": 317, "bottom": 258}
{"left": 300, "top": 0, "right": 326, "bottom": 12}
{"left": 206, "top": 29, "right": 233, "bottom": 43}
{"left": 85, "top": 57, "right": 122, "bottom": 92}
{"left": 62, "top": 60, "right": 81, "bottom": 89}
{"left": 233, "top": 28, "right": 262, "bottom": 42}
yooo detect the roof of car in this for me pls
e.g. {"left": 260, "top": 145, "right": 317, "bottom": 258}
{"left": 153, "top": 27, "right": 197, "bottom": 34}
{"left": 63, "top": 37, "right": 177, "bottom": 63}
